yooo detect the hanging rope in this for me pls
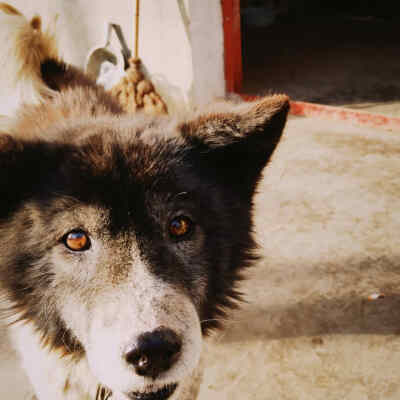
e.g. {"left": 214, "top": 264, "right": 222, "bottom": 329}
{"left": 134, "top": 0, "right": 140, "bottom": 60}
{"left": 110, "top": 0, "right": 168, "bottom": 115}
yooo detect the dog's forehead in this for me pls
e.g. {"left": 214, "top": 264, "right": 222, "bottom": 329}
{"left": 41, "top": 132, "right": 187, "bottom": 234}
{"left": 57, "top": 127, "right": 181, "bottom": 192}
{"left": 45, "top": 199, "right": 112, "bottom": 237}
{"left": 72, "top": 122, "right": 184, "bottom": 176}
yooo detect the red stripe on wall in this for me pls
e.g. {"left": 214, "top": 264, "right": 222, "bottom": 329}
{"left": 222, "top": 0, "right": 243, "bottom": 93}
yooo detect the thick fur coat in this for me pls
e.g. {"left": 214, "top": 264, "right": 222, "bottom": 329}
{"left": 0, "top": 4, "right": 289, "bottom": 400}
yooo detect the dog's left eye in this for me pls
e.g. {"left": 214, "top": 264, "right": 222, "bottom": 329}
{"left": 62, "top": 230, "right": 91, "bottom": 251}
{"left": 169, "top": 216, "right": 193, "bottom": 239}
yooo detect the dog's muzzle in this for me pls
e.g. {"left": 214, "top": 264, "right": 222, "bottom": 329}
{"left": 84, "top": 286, "right": 202, "bottom": 397}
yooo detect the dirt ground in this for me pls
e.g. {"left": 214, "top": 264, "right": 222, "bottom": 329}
{"left": 197, "top": 115, "right": 400, "bottom": 399}
{"left": 2, "top": 114, "right": 400, "bottom": 399}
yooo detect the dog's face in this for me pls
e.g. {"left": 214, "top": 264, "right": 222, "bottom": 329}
{"left": 0, "top": 95, "right": 288, "bottom": 399}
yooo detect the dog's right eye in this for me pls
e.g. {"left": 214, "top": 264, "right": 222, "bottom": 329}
{"left": 62, "top": 230, "right": 91, "bottom": 252}
{"left": 169, "top": 216, "right": 193, "bottom": 239}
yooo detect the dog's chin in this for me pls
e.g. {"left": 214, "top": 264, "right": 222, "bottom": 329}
{"left": 122, "top": 383, "right": 178, "bottom": 400}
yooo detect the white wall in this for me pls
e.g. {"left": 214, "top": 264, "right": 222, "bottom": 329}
{"left": 7, "top": 0, "right": 226, "bottom": 111}
{"left": 188, "top": 0, "right": 225, "bottom": 106}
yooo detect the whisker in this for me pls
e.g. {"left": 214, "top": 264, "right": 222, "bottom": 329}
{"left": 200, "top": 317, "right": 242, "bottom": 325}
{"left": 200, "top": 317, "right": 246, "bottom": 343}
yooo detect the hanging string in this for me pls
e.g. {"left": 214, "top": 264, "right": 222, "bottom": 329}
{"left": 134, "top": 0, "right": 140, "bottom": 60}
{"left": 109, "top": 0, "right": 167, "bottom": 115}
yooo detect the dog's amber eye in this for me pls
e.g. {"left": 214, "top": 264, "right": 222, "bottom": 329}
{"left": 63, "top": 230, "right": 90, "bottom": 251}
{"left": 169, "top": 216, "right": 192, "bottom": 238}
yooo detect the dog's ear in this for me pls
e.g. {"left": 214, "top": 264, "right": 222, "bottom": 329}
{"left": 40, "top": 59, "right": 124, "bottom": 115}
{"left": 179, "top": 94, "right": 289, "bottom": 195}
{"left": 41, "top": 59, "right": 96, "bottom": 92}
{"left": 0, "top": 135, "right": 61, "bottom": 218}
{"left": 0, "top": 135, "right": 38, "bottom": 218}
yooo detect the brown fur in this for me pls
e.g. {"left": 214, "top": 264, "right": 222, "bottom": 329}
{"left": 0, "top": 2, "right": 21, "bottom": 15}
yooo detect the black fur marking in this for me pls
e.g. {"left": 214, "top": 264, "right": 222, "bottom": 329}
{"left": 40, "top": 58, "right": 124, "bottom": 115}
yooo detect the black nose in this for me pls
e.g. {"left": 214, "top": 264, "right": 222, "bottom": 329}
{"left": 125, "top": 327, "right": 182, "bottom": 379}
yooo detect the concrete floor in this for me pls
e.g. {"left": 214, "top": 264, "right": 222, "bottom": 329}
{"left": 242, "top": 16, "right": 400, "bottom": 117}
{"left": 198, "top": 115, "right": 400, "bottom": 399}
{"left": 2, "top": 114, "right": 400, "bottom": 399}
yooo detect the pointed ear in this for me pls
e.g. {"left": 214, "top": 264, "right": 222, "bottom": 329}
{"left": 179, "top": 94, "right": 289, "bottom": 194}
{"left": 0, "top": 135, "right": 61, "bottom": 219}
{"left": 0, "top": 134, "right": 35, "bottom": 218}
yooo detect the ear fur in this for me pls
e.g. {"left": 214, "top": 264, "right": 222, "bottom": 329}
{"left": 180, "top": 94, "right": 289, "bottom": 193}
{"left": 0, "top": 3, "right": 22, "bottom": 15}
{"left": 40, "top": 58, "right": 97, "bottom": 92}
{"left": 0, "top": 3, "right": 58, "bottom": 116}
{"left": 0, "top": 135, "right": 63, "bottom": 219}
{"left": 0, "top": 135, "right": 36, "bottom": 218}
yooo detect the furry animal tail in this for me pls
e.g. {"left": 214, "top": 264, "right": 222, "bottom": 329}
{"left": 0, "top": 3, "right": 58, "bottom": 117}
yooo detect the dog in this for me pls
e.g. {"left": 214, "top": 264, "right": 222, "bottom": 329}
{"left": 0, "top": 4, "right": 289, "bottom": 399}
{"left": 0, "top": 3, "right": 58, "bottom": 118}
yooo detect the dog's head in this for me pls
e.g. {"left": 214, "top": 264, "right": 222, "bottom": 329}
{"left": 0, "top": 95, "right": 288, "bottom": 399}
